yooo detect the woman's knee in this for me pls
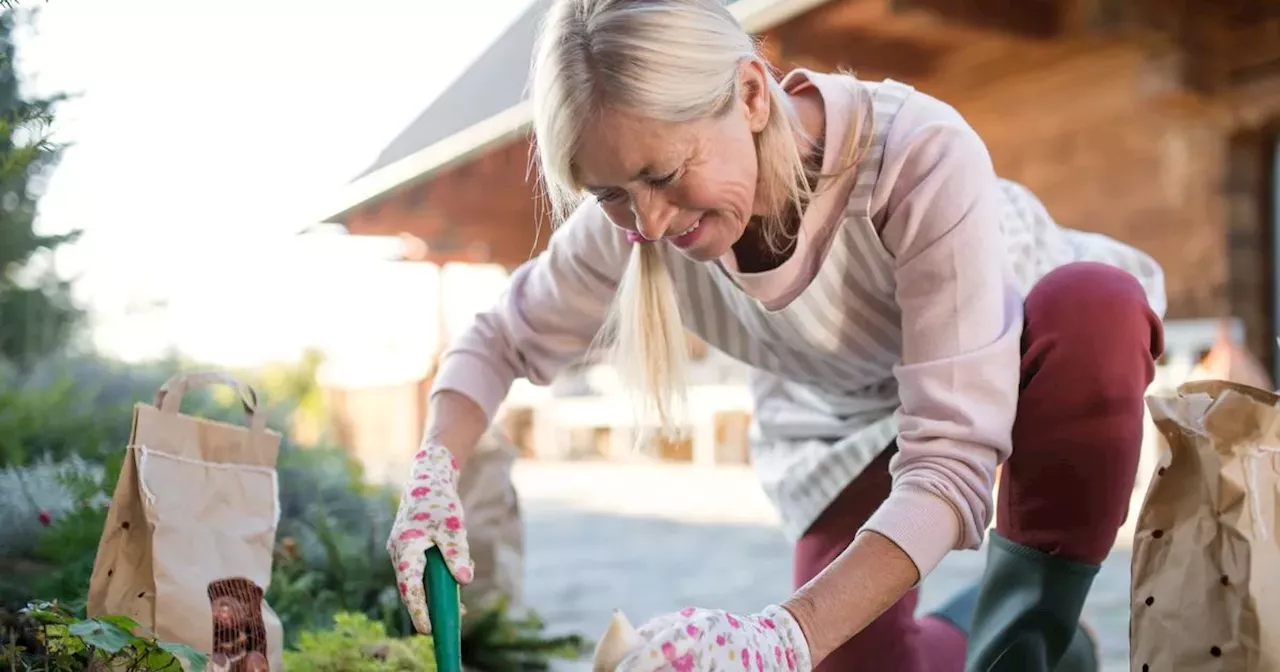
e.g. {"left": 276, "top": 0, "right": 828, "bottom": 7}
{"left": 1023, "top": 262, "right": 1164, "bottom": 395}
{"left": 1006, "top": 263, "right": 1162, "bottom": 562}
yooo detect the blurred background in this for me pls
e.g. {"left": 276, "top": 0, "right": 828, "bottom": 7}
{"left": 2, "top": 0, "right": 1278, "bottom": 670}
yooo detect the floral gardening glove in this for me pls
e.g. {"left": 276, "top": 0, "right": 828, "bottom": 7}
{"left": 386, "top": 442, "right": 475, "bottom": 634}
{"left": 616, "top": 605, "right": 812, "bottom": 672}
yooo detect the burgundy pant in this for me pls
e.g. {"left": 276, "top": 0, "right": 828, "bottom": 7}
{"left": 795, "top": 262, "right": 1165, "bottom": 672}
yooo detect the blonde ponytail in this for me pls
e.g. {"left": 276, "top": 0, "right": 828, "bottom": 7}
{"left": 604, "top": 243, "right": 689, "bottom": 442}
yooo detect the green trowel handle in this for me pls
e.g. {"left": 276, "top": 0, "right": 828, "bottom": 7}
{"left": 425, "top": 546, "right": 463, "bottom": 672}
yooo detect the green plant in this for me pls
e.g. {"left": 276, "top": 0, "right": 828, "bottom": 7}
{"left": 0, "top": 450, "right": 121, "bottom": 613}
{"left": 0, "top": 354, "right": 244, "bottom": 469}
{"left": 0, "top": 600, "right": 207, "bottom": 671}
{"left": 458, "top": 598, "right": 588, "bottom": 672}
{"left": 269, "top": 508, "right": 409, "bottom": 643}
{"left": 269, "top": 444, "right": 412, "bottom": 642}
{"left": 284, "top": 611, "right": 437, "bottom": 671}
{"left": 0, "top": 374, "right": 123, "bottom": 467}
{"left": 268, "top": 445, "right": 589, "bottom": 669}
{"left": 0, "top": 353, "right": 589, "bottom": 670}
{"left": 0, "top": 455, "right": 104, "bottom": 557}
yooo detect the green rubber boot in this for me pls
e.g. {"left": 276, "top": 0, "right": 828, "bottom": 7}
{"left": 928, "top": 533, "right": 1100, "bottom": 672}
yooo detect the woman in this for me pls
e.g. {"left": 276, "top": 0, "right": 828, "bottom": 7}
{"left": 386, "top": 0, "right": 1166, "bottom": 669}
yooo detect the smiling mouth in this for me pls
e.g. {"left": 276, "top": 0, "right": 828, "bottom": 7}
{"left": 669, "top": 218, "right": 702, "bottom": 238}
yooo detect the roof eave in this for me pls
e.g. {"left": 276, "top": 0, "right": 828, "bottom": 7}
{"left": 319, "top": 0, "right": 834, "bottom": 225}
{"left": 319, "top": 102, "right": 534, "bottom": 224}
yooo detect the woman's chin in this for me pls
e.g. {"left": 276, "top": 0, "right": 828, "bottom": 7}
{"left": 669, "top": 228, "right": 731, "bottom": 263}
{"left": 672, "top": 240, "right": 723, "bottom": 264}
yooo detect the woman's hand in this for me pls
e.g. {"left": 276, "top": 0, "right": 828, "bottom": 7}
{"left": 615, "top": 605, "right": 811, "bottom": 672}
{"left": 385, "top": 442, "right": 475, "bottom": 634}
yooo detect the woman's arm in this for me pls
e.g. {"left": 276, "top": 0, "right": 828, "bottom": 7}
{"left": 422, "top": 391, "right": 491, "bottom": 469}
{"left": 784, "top": 92, "right": 1023, "bottom": 664}
{"left": 784, "top": 530, "right": 919, "bottom": 663}
{"left": 426, "top": 201, "right": 631, "bottom": 468}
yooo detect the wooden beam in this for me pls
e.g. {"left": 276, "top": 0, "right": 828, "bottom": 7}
{"left": 1227, "top": 11, "right": 1280, "bottom": 85}
{"left": 1120, "top": 0, "right": 1280, "bottom": 94}
{"left": 888, "top": 0, "right": 1065, "bottom": 39}
{"left": 764, "top": 0, "right": 1084, "bottom": 84}
{"left": 769, "top": 21, "right": 945, "bottom": 78}
{"left": 766, "top": 0, "right": 976, "bottom": 78}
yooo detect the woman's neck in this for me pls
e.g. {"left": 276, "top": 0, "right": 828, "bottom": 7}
{"left": 732, "top": 86, "right": 826, "bottom": 273}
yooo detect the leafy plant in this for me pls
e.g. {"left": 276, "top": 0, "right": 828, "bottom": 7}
{"left": 269, "top": 444, "right": 412, "bottom": 642}
{"left": 269, "top": 446, "right": 589, "bottom": 669}
{"left": 0, "top": 600, "right": 207, "bottom": 671}
{"left": 0, "top": 450, "right": 121, "bottom": 613}
{"left": 0, "top": 354, "right": 243, "bottom": 469}
{"left": 269, "top": 510, "right": 409, "bottom": 643}
{"left": 0, "top": 353, "right": 591, "bottom": 670}
{"left": 459, "top": 598, "right": 588, "bottom": 672}
{"left": 0, "top": 454, "right": 103, "bottom": 557}
{"left": 284, "top": 611, "right": 436, "bottom": 671}
{"left": 0, "top": 373, "right": 123, "bottom": 467}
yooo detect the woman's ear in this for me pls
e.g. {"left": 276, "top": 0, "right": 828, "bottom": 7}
{"left": 739, "top": 59, "right": 771, "bottom": 134}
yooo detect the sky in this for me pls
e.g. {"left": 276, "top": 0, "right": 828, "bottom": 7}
{"left": 16, "top": 0, "right": 529, "bottom": 370}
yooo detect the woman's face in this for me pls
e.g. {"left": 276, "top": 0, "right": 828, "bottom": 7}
{"left": 573, "top": 61, "right": 772, "bottom": 263}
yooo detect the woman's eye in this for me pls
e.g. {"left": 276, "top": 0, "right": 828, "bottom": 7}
{"left": 596, "top": 189, "right": 627, "bottom": 203}
{"left": 648, "top": 170, "right": 679, "bottom": 188}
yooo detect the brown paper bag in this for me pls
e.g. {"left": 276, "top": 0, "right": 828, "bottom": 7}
{"left": 457, "top": 426, "right": 525, "bottom": 611}
{"left": 87, "top": 372, "right": 285, "bottom": 671}
{"left": 1134, "top": 380, "right": 1280, "bottom": 670}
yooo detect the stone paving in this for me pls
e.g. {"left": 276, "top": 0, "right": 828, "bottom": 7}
{"left": 512, "top": 460, "right": 1135, "bottom": 671}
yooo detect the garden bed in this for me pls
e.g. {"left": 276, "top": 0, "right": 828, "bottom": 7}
{"left": 0, "top": 355, "right": 587, "bottom": 671}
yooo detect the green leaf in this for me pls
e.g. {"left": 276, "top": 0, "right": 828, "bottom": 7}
{"left": 41, "top": 624, "right": 86, "bottom": 655}
{"left": 67, "top": 618, "right": 137, "bottom": 653}
{"left": 94, "top": 613, "right": 145, "bottom": 634}
{"left": 156, "top": 640, "right": 208, "bottom": 671}
{"left": 145, "top": 650, "right": 183, "bottom": 670}
{"left": 20, "top": 610, "right": 61, "bottom": 626}
{"left": 20, "top": 600, "right": 70, "bottom": 623}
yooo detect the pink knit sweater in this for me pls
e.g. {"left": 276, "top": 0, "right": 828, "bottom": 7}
{"left": 437, "top": 70, "right": 1041, "bottom": 577}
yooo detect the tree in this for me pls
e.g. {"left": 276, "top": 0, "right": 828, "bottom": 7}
{"left": 0, "top": 6, "right": 81, "bottom": 371}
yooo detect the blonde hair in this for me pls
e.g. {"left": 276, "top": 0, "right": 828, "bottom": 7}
{"left": 529, "top": 0, "right": 869, "bottom": 441}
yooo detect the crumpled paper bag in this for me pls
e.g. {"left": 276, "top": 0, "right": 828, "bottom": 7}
{"left": 1134, "top": 380, "right": 1280, "bottom": 670}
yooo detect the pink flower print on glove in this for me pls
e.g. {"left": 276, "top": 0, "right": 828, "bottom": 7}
{"left": 613, "top": 605, "right": 811, "bottom": 672}
{"left": 385, "top": 442, "right": 474, "bottom": 634}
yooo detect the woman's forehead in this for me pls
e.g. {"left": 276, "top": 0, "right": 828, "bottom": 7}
{"left": 575, "top": 109, "right": 698, "bottom": 186}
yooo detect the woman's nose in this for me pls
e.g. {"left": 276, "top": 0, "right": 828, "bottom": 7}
{"left": 632, "top": 191, "right": 677, "bottom": 241}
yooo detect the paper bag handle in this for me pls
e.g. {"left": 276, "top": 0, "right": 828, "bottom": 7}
{"left": 153, "top": 371, "right": 268, "bottom": 434}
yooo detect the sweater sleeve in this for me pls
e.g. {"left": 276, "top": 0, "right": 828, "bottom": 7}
{"left": 431, "top": 200, "right": 631, "bottom": 421}
{"left": 858, "top": 92, "right": 1023, "bottom": 580}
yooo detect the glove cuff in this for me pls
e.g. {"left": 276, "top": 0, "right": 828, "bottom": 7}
{"left": 407, "top": 442, "right": 461, "bottom": 485}
{"left": 761, "top": 604, "right": 814, "bottom": 672}
{"left": 414, "top": 441, "right": 458, "bottom": 469}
